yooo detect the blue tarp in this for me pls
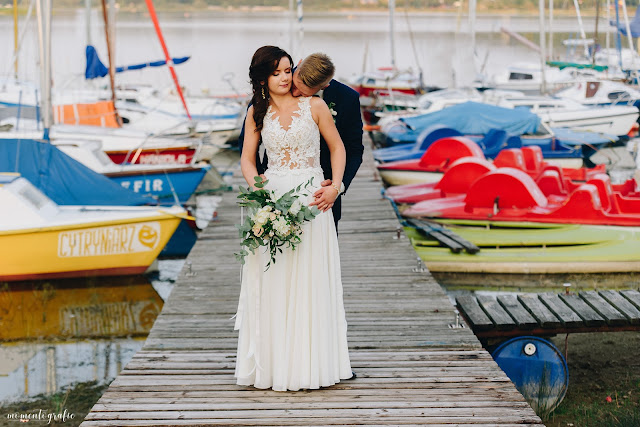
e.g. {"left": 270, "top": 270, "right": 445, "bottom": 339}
{"left": 0, "top": 138, "right": 152, "bottom": 206}
{"left": 400, "top": 102, "right": 541, "bottom": 136}
{"left": 85, "top": 45, "right": 190, "bottom": 80}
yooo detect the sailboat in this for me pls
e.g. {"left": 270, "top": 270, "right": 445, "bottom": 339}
{"left": 0, "top": 174, "right": 187, "bottom": 281}
{"left": 348, "top": 0, "right": 424, "bottom": 105}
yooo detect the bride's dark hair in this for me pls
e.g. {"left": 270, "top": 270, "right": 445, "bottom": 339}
{"left": 249, "top": 46, "right": 293, "bottom": 133}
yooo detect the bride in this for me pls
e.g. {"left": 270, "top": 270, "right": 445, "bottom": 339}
{"left": 234, "top": 45, "right": 353, "bottom": 391}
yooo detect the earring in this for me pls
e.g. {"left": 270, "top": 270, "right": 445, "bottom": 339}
{"left": 261, "top": 87, "right": 265, "bottom": 99}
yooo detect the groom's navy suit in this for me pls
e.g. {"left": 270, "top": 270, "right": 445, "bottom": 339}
{"left": 238, "top": 78, "right": 364, "bottom": 229}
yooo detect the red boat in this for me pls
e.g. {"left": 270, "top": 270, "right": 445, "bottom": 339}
{"left": 349, "top": 68, "right": 424, "bottom": 100}
{"left": 403, "top": 166, "right": 640, "bottom": 227}
{"left": 106, "top": 147, "right": 197, "bottom": 165}
{"left": 386, "top": 157, "right": 495, "bottom": 204}
{"left": 380, "top": 136, "right": 606, "bottom": 191}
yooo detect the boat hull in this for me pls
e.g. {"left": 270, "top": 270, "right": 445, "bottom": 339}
{"left": 0, "top": 216, "right": 181, "bottom": 282}
{"left": 406, "top": 220, "right": 640, "bottom": 274}
{"left": 379, "top": 169, "right": 443, "bottom": 186}
{"left": 108, "top": 166, "right": 209, "bottom": 204}
{"left": 106, "top": 147, "right": 197, "bottom": 165}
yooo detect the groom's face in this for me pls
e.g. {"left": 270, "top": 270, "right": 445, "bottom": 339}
{"left": 291, "top": 69, "right": 319, "bottom": 98}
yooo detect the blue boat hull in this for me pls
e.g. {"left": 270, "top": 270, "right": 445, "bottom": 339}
{"left": 110, "top": 165, "right": 210, "bottom": 205}
{"left": 160, "top": 219, "right": 198, "bottom": 258}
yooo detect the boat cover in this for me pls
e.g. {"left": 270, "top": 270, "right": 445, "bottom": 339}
{"left": 0, "top": 138, "right": 152, "bottom": 206}
{"left": 400, "top": 102, "right": 541, "bottom": 135}
{"left": 611, "top": 10, "right": 640, "bottom": 37}
{"left": 85, "top": 45, "right": 190, "bottom": 79}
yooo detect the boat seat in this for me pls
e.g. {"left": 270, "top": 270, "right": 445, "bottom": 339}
{"left": 587, "top": 173, "right": 621, "bottom": 214}
{"left": 418, "top": 136, "right": 484, "bottom": 168}
{"left": 465, "top": 168, "right": 548, "bottom": 210}
{"left": 553, "top": 184, "right": 605, "bottom": 219}
{"left": 493, "top": 148, "right": 526, "bottom": 171}
{"left": 436, "top": 158, "right": 495, "bottom": 194}
{"left": 537, "top": 169, "right": 567, "bottom": 196}
{"left": 521, "top": 145, "right": 544, "bottom": 176}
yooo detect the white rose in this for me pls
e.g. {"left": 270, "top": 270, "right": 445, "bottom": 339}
{"left": 289, "top": 199, "right": 303, "bottom": 215}
{"left": 273, "top": 217, "right": 291, "bottom": 236}
{"left": 253, "top": 207, "right": 271, "bottom": 226}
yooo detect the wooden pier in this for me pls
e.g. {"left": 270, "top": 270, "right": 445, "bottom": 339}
{"left": 82, "top": 150, "right": 543, "bottom": 425}
{"left": 457, "top": 290, "right": 640, "bottom": 339}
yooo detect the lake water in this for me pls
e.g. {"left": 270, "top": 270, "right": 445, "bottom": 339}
{"left": 0, "top": 9, "right": 635, "bottom": 407}
{"left": 0, "top": 10, "right": 618, "bottom": 95}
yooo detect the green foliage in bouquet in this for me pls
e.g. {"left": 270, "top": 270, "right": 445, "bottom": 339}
{"left": 235, "top": 177, "right": 320, "bottom": 270}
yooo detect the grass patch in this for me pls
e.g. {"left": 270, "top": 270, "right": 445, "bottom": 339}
{"left": 0, "top": 381, "right": 109, "bottom": 427}
{"left": 545, "top": 332, "right": 640, "bottom": 427}
{"left": 547, "top": 385, "right": 640, "bottom": 426}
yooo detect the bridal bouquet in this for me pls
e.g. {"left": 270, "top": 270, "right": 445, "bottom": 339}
{"left": 235, "top": 177, "right": 320, "bottom": 270}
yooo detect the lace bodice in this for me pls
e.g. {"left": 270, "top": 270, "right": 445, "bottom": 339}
{"left": 262, "top": 97, "right": 321, "bottom": 174}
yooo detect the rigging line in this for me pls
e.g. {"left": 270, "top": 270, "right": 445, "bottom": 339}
{"left": 4, "top": 0, "right": 36, "bottom": 83}
{"left": 403, "top": 0, "right": 423, "bottom": 82}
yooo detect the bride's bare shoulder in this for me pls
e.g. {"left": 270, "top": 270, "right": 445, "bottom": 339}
{"left": 309, "top": 96, "right": 329, "bottom": 112}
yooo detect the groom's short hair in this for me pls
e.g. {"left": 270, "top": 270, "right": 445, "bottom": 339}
{"left": 298, "top": 53, "right": 335, "bottom": 89}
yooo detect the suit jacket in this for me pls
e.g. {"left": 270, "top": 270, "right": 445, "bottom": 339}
{"left": 238, "top": 78, "right": 364, "bottom": 225}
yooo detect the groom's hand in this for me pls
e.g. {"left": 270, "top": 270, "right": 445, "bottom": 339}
{"left": 310, "top": 182, "right": 337, "bottom": 212}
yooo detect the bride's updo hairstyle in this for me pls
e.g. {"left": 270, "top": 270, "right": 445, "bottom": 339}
{"left": 249, "top": 45, "right": 293, "bottom": 133}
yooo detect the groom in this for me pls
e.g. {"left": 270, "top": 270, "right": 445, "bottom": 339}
{"left": 238, "top": 52, "right": 364, "bottom": 232}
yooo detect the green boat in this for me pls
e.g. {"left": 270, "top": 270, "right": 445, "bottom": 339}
{"left": 405, "top": 220, "right": 640, "bottom": 274}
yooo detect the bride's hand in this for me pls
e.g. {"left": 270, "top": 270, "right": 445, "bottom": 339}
{"left": 251, "top": 174, "right": 267, "bottom": 191}
{"left": 310, "top": 186, "right": 338, "bottom": 212}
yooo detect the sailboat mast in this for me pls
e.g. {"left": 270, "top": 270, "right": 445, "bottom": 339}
{"left": 593, "top": 0, "right": 600, "bottom": 65}
{"left": 389, "top": 0, "right": 396, "bottom": 69}
{"left": 548, "top": 0, "right": 553, "bottom": 60}
{"left": 13, "top": 0, "right": 18, "bottom": 76}
{"left": 35, "top": 0, "right": 52, "bottom": 138}
{"left": 620, "top": 0, "right": 637, "bottom": 80}
{"left": 296, "top": 0, "right": 303, "bottom": 58}
{"left": 288, "top": 0, "right": 293, "bottom": 54}
{"left": 469, "top": 0, "right": 476, "bottom": 55}
{"left": 100, "top": 0, "right": 119, "bottom": 125}
{"left": 538, "top": 0, "right": 547, "bottom": 94}
{"left": 85, "top": 0, "right": 91, "bottom": 46}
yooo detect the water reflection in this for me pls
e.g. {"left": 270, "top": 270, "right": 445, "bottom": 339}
{"left": 0, "top": 276, "right": 163, "bottom": 404}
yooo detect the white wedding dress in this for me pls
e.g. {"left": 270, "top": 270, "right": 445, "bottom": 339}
{"left": 234, "top": 96, "right": 352, "bottom": 391}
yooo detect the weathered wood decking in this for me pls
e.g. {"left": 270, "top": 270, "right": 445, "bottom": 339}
{"left": 457, "top": 290, "right": 640, "bottom": 338}
{"left": 82, "top": 150, "right": 543, "bottom": 426}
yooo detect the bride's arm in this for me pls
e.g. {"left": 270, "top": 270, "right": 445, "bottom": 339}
{"left": 310, "top": 97, "right": 346, "bottom": 212}
{"left": 240, "top": 106, "right": 263, "bottom": 190}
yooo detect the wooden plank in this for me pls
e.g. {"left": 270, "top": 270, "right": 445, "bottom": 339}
{"left": 516, "top": 294, "right": 561, "bottom": 329}
{"left": 559, "top": 293, "right": 605, "bottom": 327}
{"left": 579, "top": 291, "right": 628, "bottom": 326}
{"left": 599, "top": 290, "right": 640, "bottom": 325}
{"left": 476, "top": 295, "right": 516, "bottom": 331}
{"left": 539, "top": 293, "right": 583, "bottom": 327}
{"left": 496, "top": 295, "right": 537, "bottom": 329}
{"left": 621, "top": 289, "right": 640, "bottom": 311}
{"left": 455, "top": 296, "right": 494, "bottom": 331}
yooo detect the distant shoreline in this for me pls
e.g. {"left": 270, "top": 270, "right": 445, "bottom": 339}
{"left": 0, "top": 6, "right": 628, "bottom": 18}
